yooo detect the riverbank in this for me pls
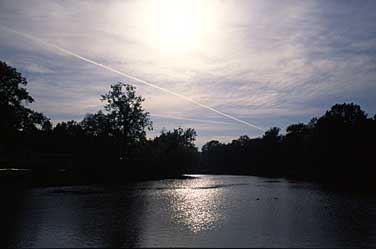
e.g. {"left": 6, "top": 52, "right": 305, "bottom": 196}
{"left": 1, "top": 168, "right": 374, "bottom": 193}
{"left": 0, "top": 167, "right": 194, "bottom": 188}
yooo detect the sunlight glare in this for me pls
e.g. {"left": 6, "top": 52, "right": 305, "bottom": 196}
{"left": 146, "top": 0, "right": 215, "bottom": 55}
{"left": 164, "top": 177, "right": 225, "bottom": 233}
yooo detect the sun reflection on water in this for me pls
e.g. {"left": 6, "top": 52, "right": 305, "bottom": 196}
{"left": 163, "top": 178, "right": 225, "bottom": 233}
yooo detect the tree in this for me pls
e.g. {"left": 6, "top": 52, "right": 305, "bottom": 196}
{"left": 100, "top": 82, "right": 152, "bottom": 158}
{"left": 0, "top": 61, "right": 51, "bottom": 132}
{"left": 202, "top": 140, "right": 222, "bottom": 153}
{"left": 321, "top": 103, "right": 367, "bottom": 125}
{"left": 80, "top": 111, "right": 111, "bottom": 137}
{"left": 54, "top": 120, "right": 84, "bottom": 137}
{"left": 263, "top": 127, "right": 281, "bottom": 143}
{"left": 153, "top": 128, "right": 197, "bottom": 153}
{"left": 201, "top": 140, "right": 226, "bottom": 173}
{"left": 151, "top": 127, "right": 198, "bottom": 176}
{"left": 286, "top": 123, "right": 308, "bottom": 137}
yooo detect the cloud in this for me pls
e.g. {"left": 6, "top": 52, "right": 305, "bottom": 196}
{"left": 1, "top": 0, "right": 376, "bottom": 147}
{"left": 22, "top": 62, "right": 54, "bottom": 74}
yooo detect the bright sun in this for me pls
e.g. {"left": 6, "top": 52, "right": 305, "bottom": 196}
{"left": 146, "top": 0, "right": 215, "bottom": 55}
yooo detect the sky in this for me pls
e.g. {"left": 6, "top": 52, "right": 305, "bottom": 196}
{"left": 1, "top": 0, "right": 376, "bottom": 148}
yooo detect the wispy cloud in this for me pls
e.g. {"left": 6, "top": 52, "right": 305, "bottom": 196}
{"left": 1, "top": 0, "right": 376, "bottom": 148}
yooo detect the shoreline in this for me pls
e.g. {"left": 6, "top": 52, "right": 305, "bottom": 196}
{"left": 0, "top": 167, "right": 374, "bottom": 192}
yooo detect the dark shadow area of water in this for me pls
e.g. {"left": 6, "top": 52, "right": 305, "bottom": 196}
{"left": 0, "top": 184, "right": 146, "bottom": 248}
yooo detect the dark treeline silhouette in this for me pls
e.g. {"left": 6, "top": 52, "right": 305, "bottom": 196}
{"left": 198, "top": 103, "right": 376, "bottom": 186}
{"left": 1, "top": 60, "right": 375, "bottom": 187}
{"left": 0, "top": 61, "right": 198, "bottom": 186}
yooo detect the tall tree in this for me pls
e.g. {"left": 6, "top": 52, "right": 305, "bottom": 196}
{"left": 0, "top": 61, "right": 51, "bottom": 132}
{"left": 100, "top": 82, "right": 152, "bottom": 158}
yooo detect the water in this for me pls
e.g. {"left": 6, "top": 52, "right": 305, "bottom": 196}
{"left": 2, "top": 175, "right": 376, "bottom": 247}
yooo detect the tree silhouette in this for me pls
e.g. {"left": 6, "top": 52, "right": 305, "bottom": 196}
{"left": 150, "top": 128, "right": 198, "bottom": 176}
{"left": 54, "top": 120, "right": 84, "bottom": 137}
{"left": 321, "top": 103, "right": 367, "bottom": 125}
{"left": 1, "top": 60, "right": 376, "bottom": 187}
{"left": 0, "top": 61, "right": 51, "bottom": 132}
{"left": 262, "top": 127, "right": 281, "bottom": 142}
{"left": 100, "top": 83, "right": 152, "bottom": 158}
{"left": 81, "top": 111, "right": 112, "bottom": 137}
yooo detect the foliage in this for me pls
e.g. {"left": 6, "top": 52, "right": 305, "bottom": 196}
{"left": 0, "top": 61, "right": 51, "bottom": 132}
{"left": 80, "top": 111, "right": 111, "bottom": 137}
{"left": 1, "top": 60, "right": 375, "bottom": 186}
{"left": 148, "top": 127, "right": 198, "bottom": 175}
{"left": 199, "top": 103, "right": 376, "bottom": 183}
{"left": 100, "top": 83, "right": 152, "bottom": 157}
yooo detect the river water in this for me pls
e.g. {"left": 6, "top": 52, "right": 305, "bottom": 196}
{"left": 2, "top": 175, "right": 376, "bottom": 247}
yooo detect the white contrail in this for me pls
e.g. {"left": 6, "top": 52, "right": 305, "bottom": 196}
{"left": 151, "top": 114, "right": 235, "bottom": 125}
{"left": 0, "top": 25, "right": 266, "bottom": 132}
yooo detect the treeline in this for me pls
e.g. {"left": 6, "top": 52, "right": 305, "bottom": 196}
{"left": 199, "top": 103, "right": 376, "bottom": 184}
{"left": 1, "top": 61, "right": 198, "bottom": 185}
{"left": 1, "top": 60, "right": 376, "bottom": 186}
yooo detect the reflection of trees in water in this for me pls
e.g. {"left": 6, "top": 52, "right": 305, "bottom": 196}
{"left": 1, "top": 185, "right": 147, "bottom": 247}
{"left": 0, "top": 189, "right": 32, "bottom": 248}
{"left": 312, "top": 188, "right": 376, "bottom": 248}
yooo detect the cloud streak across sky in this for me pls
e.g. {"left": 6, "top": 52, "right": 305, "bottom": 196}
{"left": 0, "top": 24, "right": 265, "bottom": 132}
{"left": 0, "top": 0, "right": 376, "bottom": 148}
